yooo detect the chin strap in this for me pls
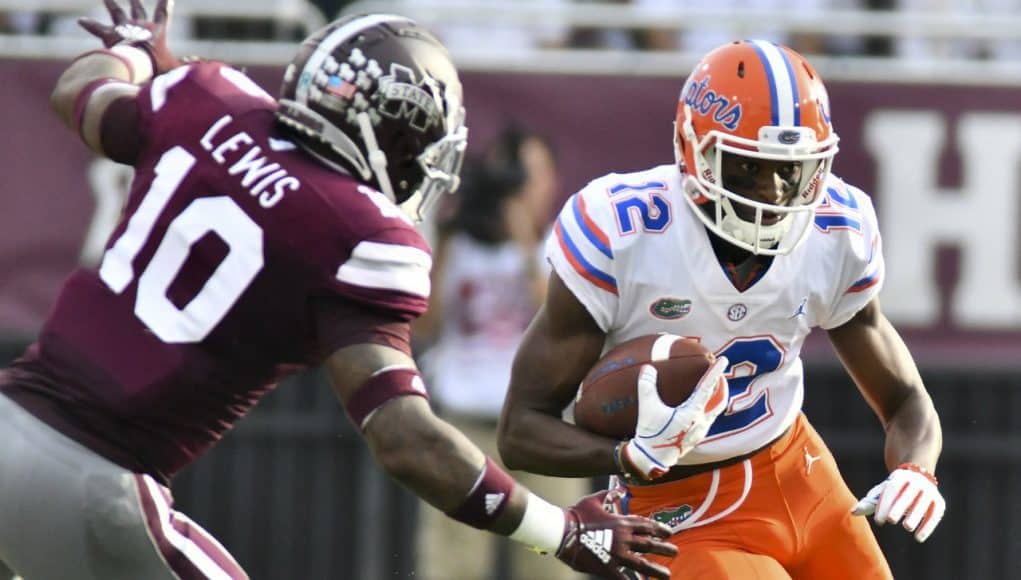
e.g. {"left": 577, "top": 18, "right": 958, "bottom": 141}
{"left": 357, "top": 111, "right": 396, "bottom": 203}
{"left": 718, "top": 197, "right": 792, "bottom": 249}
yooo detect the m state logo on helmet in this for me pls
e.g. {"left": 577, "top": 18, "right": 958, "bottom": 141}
{"left": 673, "top": 40, "right": 840, "bottom": 255}
{"left": 277, "top": 14, "right": 468, "bottom": 218}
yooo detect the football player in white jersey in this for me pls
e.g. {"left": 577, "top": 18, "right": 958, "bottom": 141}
{"left": 499, "top": 40, "right": 946, "bottom": 579}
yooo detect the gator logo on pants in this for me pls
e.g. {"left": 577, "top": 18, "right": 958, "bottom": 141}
{"left": 652, "top": 504, "right": 693, "bottom": 527}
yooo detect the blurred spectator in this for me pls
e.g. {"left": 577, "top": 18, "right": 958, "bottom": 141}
{"left": 40, "top": 0, "right": 324, "bottom": 41}
{"left": 568, "top": 0, "right": 641, "bottom": 49}
{"left": 0, "top": 11, "right": 39, "bottom": 34}
{"left": 896, "top": 0, "right": 1021, "bottom": 60}
{"left": 310, "top": 0, "right": 354, "bottom": 20}
{"left": 861, "top": 0, "right": 896, "bottom": 56}
{"left": 431, "top": 0, "right": 569, "bottom": 53}
{"left": 47, "top": 5, "right": 193, "bottom": 40}
{"left": 481, "top": 125, "right": 559, "bottom": 245}
{"left": 414, "top": 127, "right": 585, "bottom": 580}
{"left": 633, "top": 0, "right": 854, "bottom": 55}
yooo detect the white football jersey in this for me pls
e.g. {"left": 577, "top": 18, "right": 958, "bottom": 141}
{"left": 547, "top": 164, "right": 884, "bottom": 464}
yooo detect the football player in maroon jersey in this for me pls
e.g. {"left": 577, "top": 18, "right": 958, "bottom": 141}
{"left": 0, "top": 2, "right": 677, "bottom": 579}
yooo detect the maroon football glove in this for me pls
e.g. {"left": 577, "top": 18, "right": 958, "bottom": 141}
{"left": 78, "top": 0, "right": 182, "bottom": 74}
{"left": 557, "top": 491, "right": 678, "bottom": 580}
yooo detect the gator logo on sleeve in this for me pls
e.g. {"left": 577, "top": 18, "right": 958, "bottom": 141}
{"left": 649, "top": 297, "right": 692, "bottom": 320}
{"left": 652, "top": 504, "right": 693, "bottom": 528}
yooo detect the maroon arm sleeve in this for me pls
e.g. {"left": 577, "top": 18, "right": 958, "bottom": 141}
{"left": 98, "top": 96, "right": 142, "bottom": 165}
{"left": 312, "top": 296, "right": 415, "bottom": 359}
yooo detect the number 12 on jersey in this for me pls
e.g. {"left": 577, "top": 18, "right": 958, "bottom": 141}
{"left": 99, "top": 146, "right": 264, "bottom": 344}
{"left": 609, "top": 182, "right": 672, "bottom": 235}
{"left": 704, "top": 336, "right": 785, "bottom": 440}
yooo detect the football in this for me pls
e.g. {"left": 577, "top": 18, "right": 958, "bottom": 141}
{"left": 574, "top": 334, "right": 718, "bottom": 439}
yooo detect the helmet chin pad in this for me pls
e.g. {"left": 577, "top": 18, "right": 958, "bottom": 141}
{"left": 718, "top": 197, "right": 792, "bottom": 248}
{"left": 683, "top": 169, "right": 820, "bottom": 256}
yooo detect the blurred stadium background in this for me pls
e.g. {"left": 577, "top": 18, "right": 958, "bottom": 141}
{"left": 2, "top": 0, "right": 1021, "bottom": 578}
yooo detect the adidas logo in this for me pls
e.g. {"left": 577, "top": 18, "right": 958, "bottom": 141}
{"left": 579, "top": 530, "right": 612, "bottom": 564}
{"left": 485, "top": 493, "right": 506, "bottom": 515}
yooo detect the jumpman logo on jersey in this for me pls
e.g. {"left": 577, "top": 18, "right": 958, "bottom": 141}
{"left": 789, "top": 297, "right": 808, "bottom": 319}
{"left": 804, "top": 446, "right": 821, "bottom": 475}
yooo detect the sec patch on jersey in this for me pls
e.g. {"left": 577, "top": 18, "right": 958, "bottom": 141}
{"left": 574, "top": 334, "right": 715, "bottom": 439}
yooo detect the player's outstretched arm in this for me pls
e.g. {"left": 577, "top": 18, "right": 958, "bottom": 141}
{"left": 50, "top": 49, "right": 142, "bottom": 157}
{"left": 827, "top": 297, "right": 946, "bottom": 542}
{"left": 51, "top": 0, "right": 181, "bottom": 159}
{"left": 325, "top": 342, "right": 678, "bottom": 579}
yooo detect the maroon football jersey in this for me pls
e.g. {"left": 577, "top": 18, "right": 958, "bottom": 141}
{"left": 1, "top": 63, "right": 431, "bottom": 484}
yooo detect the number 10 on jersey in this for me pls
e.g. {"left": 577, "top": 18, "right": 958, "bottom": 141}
{"left": 99, "top": 146, "right": 264, "bottom": 344}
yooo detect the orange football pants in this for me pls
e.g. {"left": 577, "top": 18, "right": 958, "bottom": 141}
{"left": 621, "top": 414, "right": 892, "bottom": 580}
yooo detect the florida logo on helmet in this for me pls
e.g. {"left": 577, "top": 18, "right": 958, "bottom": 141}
{"left": 681, "top": 76, "right": 742, "bottom": 131}
{"left": 778, "top": 130, "right": 801, "bottom": 144}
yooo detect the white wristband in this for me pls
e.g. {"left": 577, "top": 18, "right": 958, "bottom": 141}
{"left": 508, "top": 492, "right": 567, "bottom": 554}
{"left": 110, "top": 44, "right": 154, "bottom": 84}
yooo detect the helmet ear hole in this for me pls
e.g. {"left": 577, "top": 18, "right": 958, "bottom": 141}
{"left": 383, "top": 130, "right": 424, "bottom": 197}
{"left": 394, "top": 130, "right": 424, "bottom": 163}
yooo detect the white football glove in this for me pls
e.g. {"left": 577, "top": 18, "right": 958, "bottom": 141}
{"left": 621, "top": 357, "right": 729, "bottom": 481}
{"left": 851, "top": 464, "right": 946, "bottom": 543}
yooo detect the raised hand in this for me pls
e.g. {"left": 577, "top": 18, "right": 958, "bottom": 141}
{"left": 78, "top": 0, "right": 181, "bottom": 74}
{"left": 557, "top": 491, "right": 678, "bottom": 580}
{"left": 621, "top": 358, "right": 729, "bottom": 480}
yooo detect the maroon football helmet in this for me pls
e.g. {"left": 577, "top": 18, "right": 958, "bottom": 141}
{"left": 277, "top": 14, "right": 467, "bottom": 216}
